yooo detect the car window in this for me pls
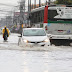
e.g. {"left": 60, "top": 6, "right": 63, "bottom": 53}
{"left": 23, "top": 29, "right": 46, "bottom": 36}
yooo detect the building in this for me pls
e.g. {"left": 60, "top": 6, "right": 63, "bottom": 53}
{"left": 31, "top": 2, "right": 55, "bottom": 10}
{"left": 13, "top": 12, "right": 28, "bottom": 27}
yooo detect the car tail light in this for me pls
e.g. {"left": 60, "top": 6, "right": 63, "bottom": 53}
{"left": 45, "top": 26, "right": 47, "bottom": 30}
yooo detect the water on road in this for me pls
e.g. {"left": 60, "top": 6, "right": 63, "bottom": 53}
{"left": 0, "top": 48, "right": 72, "bottom": 72}
{"left": 0, "top": 33, "right": 72, "bottom": 72}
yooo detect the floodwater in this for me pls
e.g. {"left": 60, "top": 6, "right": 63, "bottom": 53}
{"left": 0, "top": 47, "right": 72, "bottom": 72}
{"left": 0, "top": 34, "right": 72, "bottom": 72}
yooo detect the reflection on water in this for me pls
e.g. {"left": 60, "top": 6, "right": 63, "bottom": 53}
{"left": 0, "top": 47, "right": 72, "bottom": 72}
{"left": 21, "top": 51, "right": 50, "bottom": 72}
{"left": 22, "top": 49, "right": 72, "bottom": 72}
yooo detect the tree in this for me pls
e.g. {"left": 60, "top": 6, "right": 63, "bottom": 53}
{"left": 54, "top": 0, "right": 72, "bottom": 5}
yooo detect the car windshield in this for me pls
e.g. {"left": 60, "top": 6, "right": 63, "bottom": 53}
{"left": 23, "top": 29, "right": 46, "bottom": 36}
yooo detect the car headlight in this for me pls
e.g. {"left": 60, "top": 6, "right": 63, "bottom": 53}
{"left": 44, "top": 39, "right": 49, "bottom": 42}
{"left": 23, "top": 39, "right": 28, "bottom": 43}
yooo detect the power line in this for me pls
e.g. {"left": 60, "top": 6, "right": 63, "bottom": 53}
{"left": 0, "top": 13, "right": 7, "bottom": 14}
{"left": 0, "top": 3, "right": 19, "bottom": 7}
{"left": 0, "top": 10, "right": 14, "bottom": 12}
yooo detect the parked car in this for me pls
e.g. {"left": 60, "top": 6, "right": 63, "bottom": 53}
{"left": 18, "top": 28, "right": 50, "bottom": 47}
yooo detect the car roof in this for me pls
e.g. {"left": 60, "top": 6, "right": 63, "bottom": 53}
{"left": 23, "top": 28, "right": 44, "bottom": 30}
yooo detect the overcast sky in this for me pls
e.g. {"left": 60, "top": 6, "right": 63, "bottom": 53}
{"left": 0, "top": 0, "right": 55, "bottom": 18}
{"left": 0, "top": 0, "right": 20, "bottom": 18}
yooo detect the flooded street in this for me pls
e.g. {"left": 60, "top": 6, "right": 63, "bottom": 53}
{"left": 0, "top": 0, "right": 72, "bottom": 72}
{"left": 0, "top": 34, "right": 72, "bottom": 72}
{"left": 0, "top": 48, "right": 72, "bottom": 72}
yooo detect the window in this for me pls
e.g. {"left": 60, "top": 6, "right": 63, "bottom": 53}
{"left": 23, "top": 29, "right": 46, "bottom": 36}
{"left": 48, "top": 9, "right": 72, "bottom": 21}
{"left": 48, "top": 10, "right": 58, "bottom": 21}
{"left": 31, "top": 9, "right": 44, "bottom": 24}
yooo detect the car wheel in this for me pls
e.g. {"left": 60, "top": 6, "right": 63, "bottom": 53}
{"left": 48, "top": 45, "right": 50, "bottom": 46}
{"left": 41, "top": 45, "right": 45, "bottom": 46}
{"left": 69, "top": 43, "right": 72, "bottom": 46}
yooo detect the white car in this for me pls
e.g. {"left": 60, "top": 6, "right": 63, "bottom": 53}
{"left": 18, "top": 28, "right": 50, "bottom": 47}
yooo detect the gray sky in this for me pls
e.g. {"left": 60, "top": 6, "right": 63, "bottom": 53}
{"left": 0, "top": 0, "right": 55, "bottom": 18}
{"left": 0, "top": 0, "right": 19, "bottom": 18}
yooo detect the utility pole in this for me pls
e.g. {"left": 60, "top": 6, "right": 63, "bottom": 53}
{"left": 28, "top": 0, "right": 31, "bottom": 27}
{"left": 39, "top": 0, "right": 41, "bottom": 7}
{"left": 34, "top": 0, "right": 36, "bottom": 8}
{"left": 48, "top": 0, "right": 50, "bottom": 5}
{"left": 30, "top": 0, "right": 31, "bottom": 12}
{"left": 19, "top": 0, "right": 25, "bottom": 34}
{"left": 46, "top": 0, "right": 48, "bottom": 5}
{"left": 6, "top": 16, "right": 7, "bottom": 27}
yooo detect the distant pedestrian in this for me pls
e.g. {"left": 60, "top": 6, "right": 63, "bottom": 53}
{"left": 2, "top": 26, "right": 9, "bottom": 41}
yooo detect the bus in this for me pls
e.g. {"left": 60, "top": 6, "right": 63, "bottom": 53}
{"left": 30, "top": 5, "right": 72, "bottom": 46}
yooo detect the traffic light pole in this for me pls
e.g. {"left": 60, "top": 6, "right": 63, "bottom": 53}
{"left": 19, "top": 0, "right": 25, "bottom": 34}
{"left": 39, "top": 0, "right": 41, "bottom": 7}
{"left": 48, "top": 0, "right": 50, "bottom": 5}
{"left": 28, "top": 0, "right": 31, "bottom": 27}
